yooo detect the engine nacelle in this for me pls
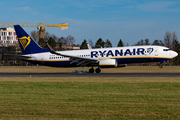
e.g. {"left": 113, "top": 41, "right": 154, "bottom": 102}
{"left": 99, "top": 59, "right": 118, "bottom": 68}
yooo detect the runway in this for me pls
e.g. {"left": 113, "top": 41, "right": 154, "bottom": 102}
{"left": 0, "top": 72, "right": 180, "bottom": 77}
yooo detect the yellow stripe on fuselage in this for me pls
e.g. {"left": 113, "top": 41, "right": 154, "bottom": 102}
{"left": 99, "top": 64, "right": 115, "bottom": 66}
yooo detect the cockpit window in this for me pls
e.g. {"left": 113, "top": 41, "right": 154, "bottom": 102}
{"left": 163, "top": 49, "right": 170, "bottom": 51}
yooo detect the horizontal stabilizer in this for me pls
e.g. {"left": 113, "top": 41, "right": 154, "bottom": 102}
{"left": 4, "top": 54, "right": 32, "bottom": 58}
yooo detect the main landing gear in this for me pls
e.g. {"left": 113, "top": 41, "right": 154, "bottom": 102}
{"left": 89, "top": 68, "right": 94, "bottom": 73}
{"left": 89, "top": 67, "right": 101, "bottom": 73}
{"left": 95, "top": 67, "right": 101, "bottom": 73}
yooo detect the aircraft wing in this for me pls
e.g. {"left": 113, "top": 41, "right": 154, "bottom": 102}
{"left": 46, "top": 42, "right": 99, "bottom": 66}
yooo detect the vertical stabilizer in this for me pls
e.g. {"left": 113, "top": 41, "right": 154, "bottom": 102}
{"left": 14, "top": 25, "right": 48, "bottom": 55}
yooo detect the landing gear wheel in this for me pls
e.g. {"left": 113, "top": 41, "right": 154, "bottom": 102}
{"left": 89, "top": 68, "right": 94, "bottom": 73}
{"left": 159, "top": 64, "right": 163, "bottom": 68}
{"left": 95, "top": 68, "right": 101, "bottom": 73}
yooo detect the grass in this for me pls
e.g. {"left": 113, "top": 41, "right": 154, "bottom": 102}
{"left": 0, "top": 77, "right": 179, "bottom": 119}
{"left": 0, "top": 66, "right": 180, "bottom": 73}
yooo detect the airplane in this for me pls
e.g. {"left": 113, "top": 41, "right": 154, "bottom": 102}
{"left": 13, "top": 25, "right": 178, "bottom": 73}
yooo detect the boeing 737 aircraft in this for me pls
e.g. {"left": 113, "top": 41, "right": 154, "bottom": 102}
{"left": 14, "top": 25, "right": 178, "bottom": 73}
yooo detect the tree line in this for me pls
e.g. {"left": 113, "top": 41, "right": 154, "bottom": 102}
{"left": 31, "top": 30, "right": 76, "bottom": 51}
{"left": 31, "top": 30, "right": 126, "bottom": 50}
{"left": 79, "top": 38, "right": 125, "bottom": 49}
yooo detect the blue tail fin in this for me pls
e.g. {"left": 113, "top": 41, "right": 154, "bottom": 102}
{"left": 14, "top": 25, "right": 48, "bottom": 55}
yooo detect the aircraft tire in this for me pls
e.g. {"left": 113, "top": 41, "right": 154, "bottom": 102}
{"left": 159, "top": 64, "right": 163, "bottom": 68}
{"left": 89, "top": 68, "right": 94, "bottom": 73}
{"left": 95, "top": 68, "right": 101, "bottom": 73}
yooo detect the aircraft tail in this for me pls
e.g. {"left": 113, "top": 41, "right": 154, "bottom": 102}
{"left": 14, "top": 25, "right": 48, "bottom": 55}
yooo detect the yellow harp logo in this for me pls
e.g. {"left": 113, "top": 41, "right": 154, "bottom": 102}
{"left": 18, "top": 36, "right": 31, "bottom": 50}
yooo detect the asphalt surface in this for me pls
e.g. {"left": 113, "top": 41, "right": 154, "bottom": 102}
{"left": 0, "top": 72, "right": 180, "bottom": 77}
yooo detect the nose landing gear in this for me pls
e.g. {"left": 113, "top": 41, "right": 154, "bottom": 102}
{"left": 159, "top": 64, "right": 163, "bottom": 68}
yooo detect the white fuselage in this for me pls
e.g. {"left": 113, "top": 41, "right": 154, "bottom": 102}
{"left": 23, "top": 45, "right": 178, "bottom": 67}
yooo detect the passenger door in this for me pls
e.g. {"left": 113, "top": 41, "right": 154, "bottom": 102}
{"left": 154, "top": 48, "right": 158, "bottom": 56}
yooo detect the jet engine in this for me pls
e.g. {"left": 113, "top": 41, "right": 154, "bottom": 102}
{"left": 99, "top": 59, "right": 118, "bottom": 68}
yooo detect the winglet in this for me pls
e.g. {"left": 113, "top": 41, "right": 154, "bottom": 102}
{"left": 46, "top": 42, "right": 58, "bottom": 54}
{"left": 87, "top": 44, "right": 92, "bottom": 49}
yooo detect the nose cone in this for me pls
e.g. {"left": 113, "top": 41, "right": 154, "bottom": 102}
{"left": 171, "top": 51, "right": 178, "bottom": 58}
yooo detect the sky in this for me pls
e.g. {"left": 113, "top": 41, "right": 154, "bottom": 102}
{"left": 0, "top": 0, "right": 180, "bottom": 46}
